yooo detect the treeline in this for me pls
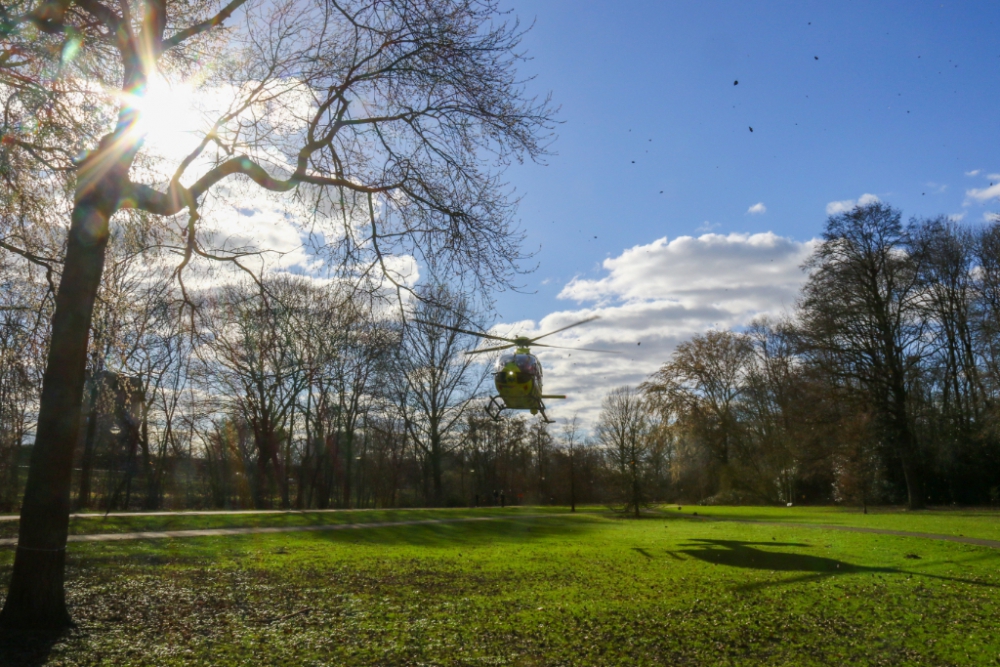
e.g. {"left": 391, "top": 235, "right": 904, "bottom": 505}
{"left": 4, "top": 202, "right": 999, "bottom": 512}
{"left": 640, "top": 203, "right": 1000, "bottom": 510}
{"left": 0, "top": 225, "right": 661, "bottom": 511}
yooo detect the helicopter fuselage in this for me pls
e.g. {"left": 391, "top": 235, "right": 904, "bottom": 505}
{"left": 412, "top": 315, "right": 601, "bottom": 424}
{"left": 490, "top": 349, "right": 565, "bottom": 421}
{"left": 494, "top": 352, "right": 543, "bottom": 411}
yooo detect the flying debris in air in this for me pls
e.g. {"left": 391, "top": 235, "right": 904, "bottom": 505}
{"left": 749, "top": 126, "right": 754, "bottom": 132}
{"left": 814, "top": 56, "right": 819, "bottom": 60}
{"left": 734, "top": 80, "right": 738, "bottom": 85}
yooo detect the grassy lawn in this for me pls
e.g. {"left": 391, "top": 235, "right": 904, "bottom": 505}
{"left": 667, "top": 505, "right": 1000, "bottom": 543}
{"left": 0, "top": 507, "right": 569, "bottom": 541}
{"left": 1, "top": 508, "right": 999, "bottom": 666}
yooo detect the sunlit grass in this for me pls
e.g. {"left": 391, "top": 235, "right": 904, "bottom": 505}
{"left": 0, "top": 506, "right": 573, "bottom": 540}
{"left": 1, "top": 508, "right": 999, "bottom": 665}
{"left": 655, "top": 504, "right": 1000, "bottom": 542}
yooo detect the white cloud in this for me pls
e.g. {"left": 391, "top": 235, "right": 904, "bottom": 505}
{"left": 985, "top": 212, "right": 1000, "bottom": 223}
{"left": 825, "top": 193, "right": 880, "bottom": 216}
{"left": 491, "top": 233, "right": 816, "bottom": 428}
{"left": 988, "top": 174, "right": 1000, "bottom": 182}
{"left": 747, "top": 202, "right": 767, "bottom": 215}
{"left": 966, "top": 183, "right": 1000, "bottom": 203}
{"left": 966, "top": 170, "right": 981, "bottom": 177}
{"left": 696, "top": 220, "right": 721, "bottom": 232}
{"left": 948, "top": 212, "right": 966, "bottom": 223}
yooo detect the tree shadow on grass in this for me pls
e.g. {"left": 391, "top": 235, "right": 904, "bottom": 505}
{"left": 306, "top": 514, "right": 601, "bottom": 549}
{"left": 55, "top": 515, "right": 602, "bottom": 568}
{"left": 666, "top": 539, "right": 1000, "bottom": 591}
{"left": 0, "top": 628, "right": 65, "bottom": 667}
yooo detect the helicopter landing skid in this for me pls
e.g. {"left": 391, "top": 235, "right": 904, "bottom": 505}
{"left": 485, "top": 395, "right": 507, "bottom": 421}
{"left": 485, "top": 396, "right": 555, "bottom": 424}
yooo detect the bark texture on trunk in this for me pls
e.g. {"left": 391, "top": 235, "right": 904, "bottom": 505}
{"left": 0, "top": 200, "right": 113, "bottom": 628}
{"left": 0, "top": 128, "right": 132, "bottom": 627}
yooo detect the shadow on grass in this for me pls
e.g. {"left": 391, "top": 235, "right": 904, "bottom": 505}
{"left": 667, "top": 539, "right": 1000, "bottom": 591}
{"left": 53, "top": 508, "right": 576, "bottom": 538}
{"left": 307, "top": 514, "right": 601, "bottom": 549}
{"left": 51, "top": 514, "right": 602, "bottom": 569}
{"left": 0, "top": 628, "right": 64, "bottom": 667}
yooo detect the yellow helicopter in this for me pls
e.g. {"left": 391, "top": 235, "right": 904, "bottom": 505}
{"left": 417, "top": 315, "right": 614, "bottom": 423}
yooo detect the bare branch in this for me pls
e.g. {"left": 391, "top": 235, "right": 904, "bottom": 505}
{"left": 162, "top": 0, "right": 248, "bottom": 50}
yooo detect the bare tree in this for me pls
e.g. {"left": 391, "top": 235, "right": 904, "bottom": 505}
{"left": 202, "top": 278, "right": 313, "bottom": 508}
{"left": 597, "top": 386, "right": 653, "bottom": 518}
{"left": 561, "top": 415, "right": 580, "bottom": 512}
{"left": 394, "top": 290, "right": 486, "bottom": 505}
{"left": 798, "top": 201, "right": 927, "bottom": 510}
{"left": 1, "top": 0, "right": 554, "bottom": 625}
{"left": 290, "top": 285, "right": 392, "bottom": 509}
{"left": 642, "top": 329, "right": 754, "bottom": 497}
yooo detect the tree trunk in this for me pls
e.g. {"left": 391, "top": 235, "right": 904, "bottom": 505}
{"left": 255, "top": 442, "right": 269, "bottom": 509}
{"left": 633, "top": 464, "right": 640, "bottom": 518}
{"left": 77, "top": 380, "right": 101, "bottom": 510}
{"left": 900, "top": 447, "right": 925, "bottom": 510}
{"left": 0, "top": 197, "right": 114, "bottom": 628}
{"left": 431, "top": 447, "right": 443, "bottom": 506}
{"left": 569, "top": 447, "right": 576, "bottom": 513}
{"left": 342, "top": 431, "right": 353, "bottom": 509}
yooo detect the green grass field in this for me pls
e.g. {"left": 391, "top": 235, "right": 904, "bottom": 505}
{"left": 2, "top": 506, "right": 999, "bottom": 666}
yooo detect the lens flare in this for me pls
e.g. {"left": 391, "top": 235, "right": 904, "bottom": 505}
{"left": 121, "top": 75, "right": 202, "bottom": 156}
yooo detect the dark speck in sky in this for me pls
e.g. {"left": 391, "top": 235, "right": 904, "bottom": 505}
{"left": 814, "top": 56, "right": 819, "bottom": 60}
{"left": 749, "top": 126, "right": 753, "bottom": 132}
{"left": 734, "top": 80, "right": 739, "bottom": 85}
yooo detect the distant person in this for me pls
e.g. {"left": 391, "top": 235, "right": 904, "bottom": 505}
{"left": 500, "top": 491, "right": 505, "bottom": 508}
{"left": 493, "top": 489, "right": 499, "bottom": 505}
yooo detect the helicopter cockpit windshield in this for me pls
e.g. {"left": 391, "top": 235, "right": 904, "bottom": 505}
{"left": 495, "top": 353, "right": 541, "bottom": 382}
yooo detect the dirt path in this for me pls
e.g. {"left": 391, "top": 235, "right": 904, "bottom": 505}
{"left": 0, "top": 513, "right": 563, "bottom": 547}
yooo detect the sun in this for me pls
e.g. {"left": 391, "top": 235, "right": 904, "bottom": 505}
{"left": 126, "top": 75, "right": 204, "bottom": 158}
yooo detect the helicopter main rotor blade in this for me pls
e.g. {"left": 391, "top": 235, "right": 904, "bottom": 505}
{"left": 413, "top": 319, "right": 514, "bottom": 344}
{"left": 464, "top": 343, "right": 516, "bottom": 356}
{"left": 529, "top": 315, "right": 601, "bottom": 343}
{"left": 531, "top": 342, "right": 621, "bottom": 354}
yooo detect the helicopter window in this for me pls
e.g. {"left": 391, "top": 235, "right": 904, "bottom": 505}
{"left": 494, "top": 353, "right": 540, "bottom": 381}
{"left": 515, "top": 354, "right": 538, "bottom": 375}
{"left": 495, "top": 354, "right": 517, "bottom": 372}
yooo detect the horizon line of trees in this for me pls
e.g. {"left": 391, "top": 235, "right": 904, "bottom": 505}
{"left": 4, "top": 201, "right": 1000, "bottom": 514}
{"left": 638, "top": 202, "right": 1000, "bottom": 511}
{"left": 0, "top": 230, "right": 669, "bottom": 512}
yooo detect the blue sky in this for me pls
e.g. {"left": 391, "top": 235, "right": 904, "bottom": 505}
{"left": 478, "top": 0, "right": 1000, "bottom": 422}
